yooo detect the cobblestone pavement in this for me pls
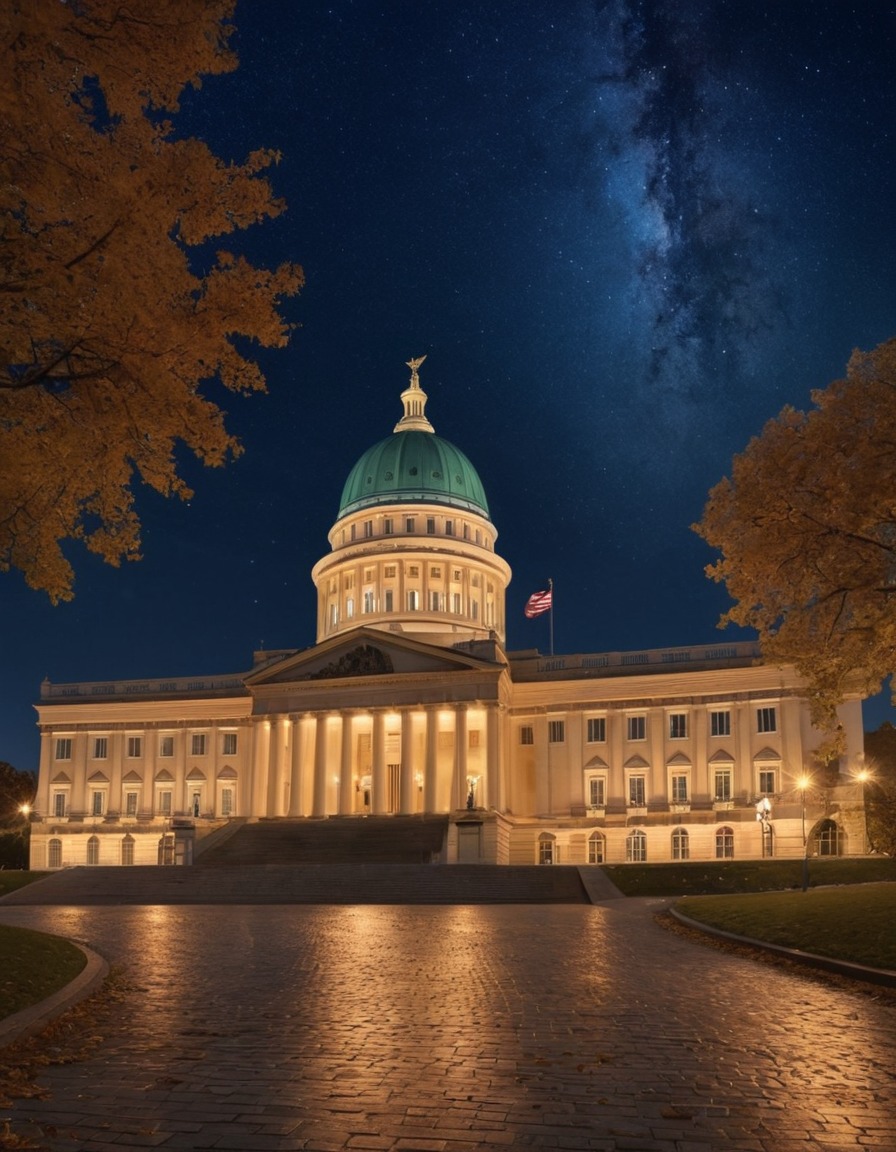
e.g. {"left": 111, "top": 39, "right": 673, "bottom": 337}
{"left": 1, "top": 900, "right": 895, "bottom": 1151}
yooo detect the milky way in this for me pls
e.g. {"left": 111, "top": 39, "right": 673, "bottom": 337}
{"left": 2, "top": 0, "right": 895, "bottom": 771}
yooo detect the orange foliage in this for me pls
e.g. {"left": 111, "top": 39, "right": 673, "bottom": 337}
{"left": 0, "top": 1, "right": 303, "bottom": 601}
{"left": 695, "top": 337, "right": 896, "bottom": 747}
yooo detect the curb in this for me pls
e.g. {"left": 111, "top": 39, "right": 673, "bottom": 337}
{"left": 669, "top": 906, "right": 896, "bottom": 988}
{"left": 0, "top": 942, "right": 110, "bottom": 1048}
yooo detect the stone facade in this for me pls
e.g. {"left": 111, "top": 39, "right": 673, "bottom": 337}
{"left": 28, "top": 364, "right": 868, "bottom": 868}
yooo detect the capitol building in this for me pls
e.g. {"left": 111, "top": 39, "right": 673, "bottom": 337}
{"left": 29, "top": 360, "right": 868, "bottom": 870}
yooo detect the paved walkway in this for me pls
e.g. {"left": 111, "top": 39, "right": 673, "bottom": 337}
{"left": 2, "top": 898, "right": 895, "bottom": 1151}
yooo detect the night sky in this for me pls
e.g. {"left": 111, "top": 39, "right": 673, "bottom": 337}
{"left": 4, "top": 1, "right": 896, "bottom": 773}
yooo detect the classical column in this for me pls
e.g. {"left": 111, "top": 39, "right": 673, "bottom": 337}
{"left": 266, "top": 719, "right": 284, "bottom": 817}
{"left": 339, "top": 712, "right": 355, "bottom": 816}
{"left": 251, "top": 720, "right": 271, "bottom": 817}
{"left": 313, "top": 713, "right": 329, "bottom": 817}
{"left": 399, "top": 709, "right": 415, "bottom": 814}
{"left": 371, "top": 709, "right": 387, "bottom": 814}
{"left": 453, "top": 704, "right": 468, "bottom": 810}
{"left": 486, "top": 703, "right": 500, "bottom": 810}
{"left": 424, "top": 706, "right": 439, "bottom": 812}
{"left": 534, "top": 711, "right": 550, "bottom": 816}
{"left": 287, "top": 714, "right": 306, "bottom": 815}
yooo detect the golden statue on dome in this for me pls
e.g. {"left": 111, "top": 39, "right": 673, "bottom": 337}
{"left": 406, "top": 354, "right": 426, "bottom": 385}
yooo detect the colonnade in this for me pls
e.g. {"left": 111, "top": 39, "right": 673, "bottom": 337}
{"left": 249, "top": 703, "right": 504, "bottom": 818}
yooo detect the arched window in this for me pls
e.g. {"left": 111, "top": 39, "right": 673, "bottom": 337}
{"left": 672, "top": 828, "right": 689, "bottom": 860}
{"left": 538, "top": 832, "right": 555, "bottom": 865}
{"left": 121, "top": 834, "right": 135, "bottom": 866}
{"left": 815, "top": 819, "right": 844, "bottom": 857}
{"left": 86, "top": 834, "right": 100, "bottom": 865}
{"left": 48, "top": 838, "right": 62, "bottom": 868}
{"left": 626, "top": 829, "right": 647, "bottom": 862}
{"left": 715, "top": 826, "right": 735, "bottom": 859}
{"left": 587, "top": 832, "right": 605, "bottom": 864}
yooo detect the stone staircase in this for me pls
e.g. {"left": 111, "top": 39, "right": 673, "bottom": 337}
{"left": 2, "top": 862, "right": 593, "bottom": 905}
{"left": 196, "top": 815, "right": 449, "bottom": 866}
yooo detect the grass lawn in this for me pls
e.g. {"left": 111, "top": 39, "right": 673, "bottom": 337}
{"left": 0, "top": 923, "right": 87, "bottom": 1018}
{"left": 675, "top": 883, "right": 896, "bottom": 971}
{"left": 0, "top": 870, "right": 47, "bottom": 898}
{"left": 603, "top": 855, "right": 896, "bottom": 897}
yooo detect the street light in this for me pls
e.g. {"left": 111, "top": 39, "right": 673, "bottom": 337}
{"left": 797, "top": 774, "right": 812, "bottom": 891}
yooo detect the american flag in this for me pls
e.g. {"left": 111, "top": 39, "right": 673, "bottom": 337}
{"left": 524, "top": 588, "right": 553, "bottom": 618}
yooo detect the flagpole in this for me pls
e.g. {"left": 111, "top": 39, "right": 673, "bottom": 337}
{"left": 548, "top": 577, "right": 554, "bottom": 657}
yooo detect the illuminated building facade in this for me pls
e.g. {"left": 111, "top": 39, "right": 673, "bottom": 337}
{"left": 29, "top": 362, "right": 867, "bottom": 869}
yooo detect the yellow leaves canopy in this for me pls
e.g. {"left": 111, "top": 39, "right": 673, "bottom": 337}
{"left": 695, "top": 337, "right": 896, "bottom": 744}
{"left": 0, "top": 1, "right": 303, "bottom": 601}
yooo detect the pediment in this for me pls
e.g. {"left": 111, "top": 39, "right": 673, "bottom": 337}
{"left": 246, "top": 627, "right": 501, "bottom": 687}
{"left": 583, "top": 755, "right": 608, "bottom": 770}
{"left": 753, "top": 746, "right": 781, "bottom": 762}
{"left": 87, "top": 770, "right": 109, "bottom": 783}
{"left": 217, "top": 765, "right": 238, "bottom": 780}
{"left": 186, "top": 768, "right": 207, "bottom": 781}
{"left": 122, "top": 770, "right": 142, "bottom": 784}
{"left": 624, "top": 754, "right": 650, "bottom": 769}
{"left": 709, "top": 748, "right": 735, "bottom": 763}
{"left": 154, "top": 768, "right": 174, "bottom": 782}
{"left": 51, "top": 770, "right": 71, "bottom": 784}
{"left": 666, "top": 752, "right": 691, "bottom": 767}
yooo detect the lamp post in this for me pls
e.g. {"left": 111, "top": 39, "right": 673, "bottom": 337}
{"left": 755, "top": 796, "right": 772, "bottom": 857}
{"left": 797, "top": 774, "right": 811, "bottom": 891}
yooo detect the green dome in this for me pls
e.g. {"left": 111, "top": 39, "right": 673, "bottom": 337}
{"left": 338, "top": 431, "right": 490, "bottom": 519}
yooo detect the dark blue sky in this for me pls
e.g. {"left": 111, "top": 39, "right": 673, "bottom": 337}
{"left": 4, "top": 0, "right": 896, "bottom": 772}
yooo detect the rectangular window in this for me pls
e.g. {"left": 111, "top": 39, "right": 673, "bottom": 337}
{"left": 757, "top": 706, "right": 777, "bottom": 733}
{"left": 588, "top": 777, "right": 606, "bottom": 807}
{"left": 385, "top": 589, "right": 394, "bottom": 612}
{"left": 53, "top": 792, "right": 67, "bottom": 818}
{"left": 468, "top": 729, "right": 481, "bottom": 749}
{"left": 406, "top": 589, "right": 419, "bottom": 611}
{"left": 426, "top": 517, "right": 436, "bottom": 534}
{"left": 93, "top": 737, "right": 108, "bottom": 759}
{"left": 408, "top": 565, "right": 419, "bottom": 577}
{"left": 463, "top": 524, "right": 470, "bottom": 540}
{"left": 669, "top": 713, "right": 688, "bottom": 739}
{"left": 471, "top": 600, "right": 479, "bottom": 621}
{"left": 710, "top": 710, "right": 731, "bottom": 737}
{"left": 714, "top": 769, "right": 732, "bottom": 802}
{"left": 383, "top": 518, "right": 393, "bottom": 534}
{"left": 329, "top": 604, "right": 338, "bottom": 627}
{"left": 519, "top": 725, "right": 534, "bottom": 745}
{"left": 363, "top": 590, "right": 375, "bottom": 613}
{"left": 451, "top": 592, "right": 462, "bottom": 614}
{"left": 384, "top": 564, "right": 396, "bottom": 578}
{"left": 405, "top": 517, "right": 415, "bottom": 533}
{"left": 191, "top": 734, "right": 207, "bottom": 756}
{"left": 587, "top": 717, "right": 606, "bottom": 743}
{"left": 159, "top": 735, "right": 174, "bottom": 758}
{"left": 55, "top": 737, "right": 72, "bottom": 760}
{"left": 127, "top": 736, "right": 142, "bottom": 758}
{"left": 445, "top": 519, "right": 454, "bottom": 536}
{"left": 158, "top": 790, "right": 172, "bottom": 816}
{"left": 221, "top": 787, "right": 234, "bottom": 817}
{"left": 671, "top": 774, "right": 689, "bottom": 803}
{"left": 430, "top": 566, "right": 441, "bottom": 577}
{"left": 364, "top": 520, "right": 373, "bottom": 538}
{"left": 627, "top": 715, "right": 646, "bottom": 741}
{"left": 125, "top": 792, "right": 138, "bottom": 816}
{"left": 629, "top": 776, "right": 646, "bottom": 806}
{"left": 91, "top": 791, "right": 105, "bottom": 816}
{"left": 548, "top": 720, "right": 565, "bottom": 743}
{"left": 759, "top": 769, "right": 776, "bottom": 794}
{"left": 346, "top": 596, "right": 354, "bottom": 618}
{"left": 453, "top": 569, "right": 462, "bottom": 581}
{"left": 223, "top": 733, "right": 238, "bottom": 757}
{"left": 350, "top": 523, "right": 356, "bottom": 540}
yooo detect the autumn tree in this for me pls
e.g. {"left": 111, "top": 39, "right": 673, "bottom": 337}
{"left": 1, "top": 1, "right": 303, "bottom": 602}
{"left": 0, "top": 761, "right": 35, "bottom": 868}
{"left": 694, "top": 337, "right": 896, "bottom": 747}
{"left": 861, "top": 724, "right": 896, "bottom": 856}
